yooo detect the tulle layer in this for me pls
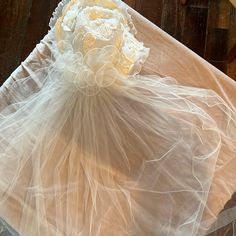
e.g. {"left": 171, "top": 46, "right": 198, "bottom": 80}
{"left": 0, "top": 45, "right": 236, "bottom": 235}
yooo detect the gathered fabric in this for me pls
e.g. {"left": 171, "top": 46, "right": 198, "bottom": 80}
{"left": 0, "top": 1, "right": 236, "bottom": 235}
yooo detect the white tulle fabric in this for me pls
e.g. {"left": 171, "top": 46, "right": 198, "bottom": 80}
{"left": 0, "top": 0, "right": 236, "bottom": 235}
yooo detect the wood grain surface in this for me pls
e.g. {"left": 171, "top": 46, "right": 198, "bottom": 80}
{"left": 0, "top": 0, "right": 33, "bottom": 84}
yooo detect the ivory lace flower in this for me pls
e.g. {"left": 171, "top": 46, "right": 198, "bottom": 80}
{"left": 55, "top": 0, "right": 149, "bottom": 75}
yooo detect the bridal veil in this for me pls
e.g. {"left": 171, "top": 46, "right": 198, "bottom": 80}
{"left": 0, "top": 1, "right": 236, "bottom": 235}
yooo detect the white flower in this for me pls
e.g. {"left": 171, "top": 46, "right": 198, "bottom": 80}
{"left": 55, "top": 0, "right": 149, "bottom": 76}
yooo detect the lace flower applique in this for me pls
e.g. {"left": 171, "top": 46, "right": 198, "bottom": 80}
{"left": 55, "top": 0, "right": 149, "bottom": 76}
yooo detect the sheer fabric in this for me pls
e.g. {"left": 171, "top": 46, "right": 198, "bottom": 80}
{"left": 0, "top": 1, "right": 236, "bottom": 236}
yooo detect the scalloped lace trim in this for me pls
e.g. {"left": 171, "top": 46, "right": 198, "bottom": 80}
{"left": 49, "top": 0, "right": 70, "bottom": 29}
